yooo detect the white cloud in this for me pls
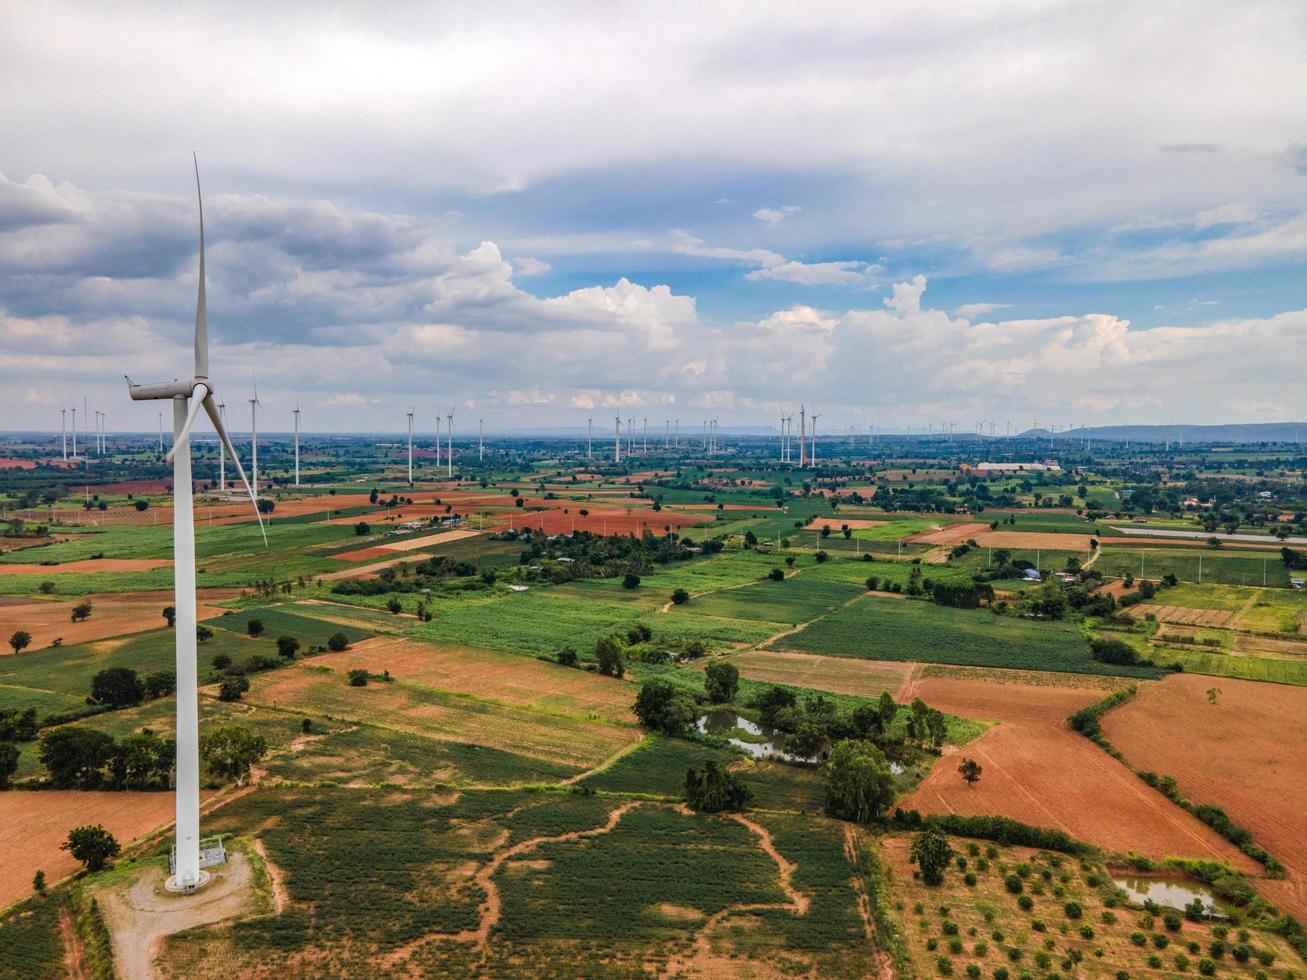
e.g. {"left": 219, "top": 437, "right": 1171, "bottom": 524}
{"left": 753, "top": 206, "right": 801, "bottom": 225}
{"left": 955, "top": 302, "right": 1011, "bottom": 318}
{"left": 884, "top": 274, "right": 927, "bottom": 313}
{"left": 745, "top": 259, "right": 873, "bottom": 286}
{"left": 513, "top": 256, "right": 551, "bottom": 276}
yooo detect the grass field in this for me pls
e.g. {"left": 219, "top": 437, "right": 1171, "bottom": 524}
{"left": 209, "top": 606, "right": 374, "bottom": 649}
{"left": 771, "top": 595, "right": 1162, "bottom": 677}
{"left": 1097, "top": 547, "right": 1295, "bottom": 588}
{"left": 1150, "top": 646, "right": 1307, "bottom": 686}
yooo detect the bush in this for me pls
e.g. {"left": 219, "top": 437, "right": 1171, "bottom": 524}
{"left": 218, "top": 676, "right": 250, "bottom": 701}
{"left": 557, "top": 646, "right": 578, "bottom": 667}
{"left": 1004, "top": 875, "right": 1023, "bottom": 894}
{"left": 354, "top": 522, "right": 371, "bottom": 536}
{"left": 1064, "top": 901, "right": 1082, "bottom": 919}
{"left": 246, "top": 618, "right": 264, "bottom": 638}
{"left": 327, "top": 632, "right": 350, "bottom": 652}
{"left": 768, "top": 568, "right": 785, "bottom": 582}
{"left": 622, "top": 573, "right": 641, "bottom": 589}
{"left": 1090, "top": 636, "right": 1139, "bottom": 665}
{"left": 1017, "top": 895, "right": 1033, "bottom": 911}
{"left": 348, "top": 669, "right": 369, "bottom": 687}
{"left": 671, "top": 588, "right": 690, "bottom": 605}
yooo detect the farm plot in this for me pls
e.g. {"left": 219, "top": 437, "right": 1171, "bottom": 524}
{"left": 771, "top": 595, "right": 1159, "bottom": 677}
{"left": 176, "top": 786, "right": 876, "bottom": 978}
{"left": 238, "top": 663, "right": 638, "bottom": 773}
{"left": 1102, "top": 673, "right": 1307, "bottom": 919}
{"left": 0, "top": 588, "right": 238, "bottom": 651}
{"left": 895, "top": 674, "right": 1261, "bottom": 868}
{"left": 1131, "top": 603, "right": 1234, "bottom": 626}
{"left": 726, "top": 649, "right": 915, "bottom": 698}
{"left": 907, "top": 522, "right": 992, "bottom": 545}
{"left": 1155, "top": 648, "right": 1307, "bottom": 686}
{"left": 306, "top": 636, "right": 636, "bottom": 723}
{"left": 882, "top": 836, "right": 1301, "bottom": 980}
{"left": 208, "top": 606, "right": 374, "bottom": 649}
{"left": 671, "top": 577, "right": 863, "bottom": 625}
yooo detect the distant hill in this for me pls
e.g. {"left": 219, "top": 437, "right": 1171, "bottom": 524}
{"left": 1017, "top": 422, "right": 1307, "bottom": 444}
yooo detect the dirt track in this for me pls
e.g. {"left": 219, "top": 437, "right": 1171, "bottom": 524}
{"left": 896, "top": 675, "right": 1261, "bottom": 870}
{"left": 1102, "top": 674, "right": 1307, "bottom": 920}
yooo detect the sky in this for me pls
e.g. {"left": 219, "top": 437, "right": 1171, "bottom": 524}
{"left": 2, "top": 0, "right": 1306, "bottom": 433}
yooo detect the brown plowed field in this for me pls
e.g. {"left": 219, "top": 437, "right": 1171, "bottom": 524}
{"left": 974, "top": 530, "right": 1094, "bottom": 551}
{"left": 315, "top": 636, "right": 636, "bottom": 723}
{"left": 808, "top": 518, "right": 888, "bottom": 531}
{"left": 484, "top": 507, "right": 698, "bottom": 536}
{"left": 1131, "top": 604, "right": 1233, "bottom": 626}
{"left": 907, "top": 522, "right": 991, "bottom": 545}
{"left": 0, "top": 558, "right": 171, "bottom": 575}
{"left": 0, "top": 791, "right": 191, "bottom": 908}
{"left": 896, "top": 674, "right": 1260, "bottom": 870}
{"left": 0, "top": 458, "right": 36, "bottom": 469}
{"left": 723, "top": 650, "right": 913, "bottom": 698}
{"left": 317, "top": 554, "right": 435, "bottom": 581}
{"left": 1102, "top": 674, "right": 1307, "bottom": 920}
{"left": 0, "top": 589, "right": 239, "bottom": 650}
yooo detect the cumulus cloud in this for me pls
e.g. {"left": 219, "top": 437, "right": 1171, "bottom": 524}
{"left": 955, "top": 302, "right": 1012, "bottom": 318}
{"left": 513, "top": 256, "right": 551, "bottom": 276}
{"left": 884, "top": 275, "right": 927, "bottom": 313}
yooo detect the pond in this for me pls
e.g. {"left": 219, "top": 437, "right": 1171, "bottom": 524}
{"left": 695, "top": 709, "right": 904, "bottom": 772}
{"left": 1112, "top": 874, "right": 1228, "bottom": 914}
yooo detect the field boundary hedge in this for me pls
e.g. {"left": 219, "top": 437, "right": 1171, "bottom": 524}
{"left": 889, "top": 809, "right": 1095, "bottom": 857}
{"left": 1067, "top": 687, "right": 1285, "bottom": 877}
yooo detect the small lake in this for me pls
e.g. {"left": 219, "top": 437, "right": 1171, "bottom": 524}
{"left": 1112, "top": 875, "right": 1226, "bottom": 914}
{"left": 695, "top": 709, "right": 904, "bottom": 772}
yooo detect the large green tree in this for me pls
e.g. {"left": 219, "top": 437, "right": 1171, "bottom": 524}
{"left": 632, "top": 680, "right": 697, "bottom": 736}
{"left": 199, "top": 724, "right": 268, "bottom": 787}
{"left": 703, "top": 660, "right": 739, "bottom": 704}
{"left": 62, "top": 825, "right": 120, "bottom": 872}
{"left": 822, "top": 738, "right": 894, "bottom": 823}
{"left": 90, "top": 667, "right": 145, "bottom": 708}
{"left": 910, "top": 826, "right": 954, "bottom": 886}
{"left": 685, "top": 761, "right": 752, "bottom": 813}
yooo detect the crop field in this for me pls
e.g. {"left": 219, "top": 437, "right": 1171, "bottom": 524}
{"left": 883, "top": 835, "right": 1302, "bottom": 980}
{"left": 208, "top": 605, "right": 374, "bottom": 649}
{"left": 1102, "top": 674, "right": 1307, "bottom": 920}
{"left": 670, "top": 576, "right": 862, "bottom": 624}
{"left": 0, "top": 588, "right": 239, "bottom": 651}
{"left": 726, "top": 649, "right": 916, "bottom": 698}
{"left": 0, "top": 891, "right": 64, "bottom": 978}
{"left": 895, "top": 673, "right": 1257, "bottom": 866}
{"left": 240, "top": 661, "right": 639, "bottom": 773}
{"left": 1097, "top": 547, "right": 1296, "bottom": 587}
{"left": 772, "top": 595, "right": 1161, "bottom": 677}
{"left": 1151, "top": 647, "right": 1307, "bottom": 686}
{"left": 163, "top": 786, "right": 879, "bottom": 977}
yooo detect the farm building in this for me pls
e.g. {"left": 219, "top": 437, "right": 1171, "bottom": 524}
{"left": 963, "top": 461, "right": 1063, "bottom": 475}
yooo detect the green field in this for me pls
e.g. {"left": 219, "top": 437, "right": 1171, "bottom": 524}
{"left": 209, "top": 606, "right": 374, "bottom": 649}
{"left": 772, "top": 595, "right": 1161, "bottom": 677}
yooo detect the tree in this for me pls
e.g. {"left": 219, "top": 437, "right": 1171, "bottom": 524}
{"left": 814, "top": 550, "right": 829, "bottom": 564}
{"left": 134, "top": 499, "right": 149, "bottom": 512}
{"left": 211, "top": 652, "right": 232, "bottom": 669}
{"left": 246, "top": 618, "right": 264, "bottom": 638}
{"left": 865, "top": 576, "right": 880, "bottom": 592}
{"left": 8, "top": 630, "right": 31, "bottom": 654}
{"left": 355, "top": 521, "right": 371, "bottom": 536}
{"left": 196, "top": 625, "right": 214, "bottom": 643}
{"left": 39, "top": 580, "right": 55, "bottom": 594}
{"left": 386, "top": 597, "right": 402, "bottom": 614}
{"left": 768, "top": 568, "right": 785, "bottom": 581}
{"left": 32, "top": 869, "right": 45, "bottom": 894}
{"left": 622, "top": 573, "right": 641, "bottom": 589}
{"left": 90, "top": 667, "right": 145, "bottom": 708}
{"left": 348, "top": 669, "right": 370, "bottom": 686}
{"left": 822, "top": 738, "right": 894, "bottom": 823}
{"left": 910, "top": 826, "right": 953, "bottom": 886}
{"left": 327, "top": 632, "right": 350, "bottom": 652}
{"left": 671, "top": 588, "right": 690, "bottom": 605}
{"left": 162, "top": 605, "right": 176, "bottom": 627}
{"left": 632, "top": 680, "right": 697, "bottom": 735}
{"left": 685, "top": 761, "right": 752, "bottom": 812}
{"left": 557, "top": 646, "right": 578, "bottom": 667}
{"left": 0, "top": 741, "right": 19, "bottom": 789}
{"left": 199, "top": 724, "right": 267, "bottom": 787}
{"left": 71, "top": 601, "right": 93, "bottom": 622}
{"left": 1090, "top": 636, "right": 1139, "bottom": 666}
{"left": 116, "top": 732, "right": 174, "bottom": 789}
{"left": 786, "top": 719, "right": 828, "bottom": 759}
{"left": 218, "top": 676, "right": 250, "bottom": 702}
{"left": 145, "top": 669, "right": 176, "bottom": 699}
{"left": 1206, "top": 687, "right": 1222, "bottom": 705}
{"left": 40, "top": 728, "right": 118, "bottom": 788}
{"left": 958, "top": 757, "right": 983, "bottom": 788}
{"left": 257, "top": 498, "right": 276, "bottom": 514}
{"left": 276, "top": 636, "right": 301, "bottom": 660}
{"left": 704, "top": 661, "right": 739, "bottom": 704}
{"left": 595, "top": 635, "right": 625, "bottom": 677}
{"left": 62, "top": 825, "right": 120, "bottom": 872}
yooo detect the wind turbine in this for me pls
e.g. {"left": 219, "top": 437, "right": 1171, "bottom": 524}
{"left": 799, "top": 406, "right": 807, "bottom": 467}
{"left": 435, "top": 415, "right": 442, "bottom": 471}
{"left": 125, "top": 155, "right": 262, "bottom": 894}
{"left": 445, "top": 406, "right": 454, "bottom": 478}
{"left": 479, "top": 418, "right": 484, "bottom": 462}
{"left": 70, "top": 405, "right": 77, "bottom": 457}
{"left": 293, "top": 402, "right": 301, "bottom": 486}
{"left": 587, "top": 417, "right": 593, "bottom": 460}
{"left": 248, "top": 379, "right": 261, "bottom": 495}
{"left": 158, "top": 411, "right": 164, "bottom": 453}
{"left": 60, "top": 408, "right": 67, "bottom": 460}
{"left": 406, "top": 408, "right": 415, "bottom": 484}
{"left": 810, "top": 412, "right": 821, "bottom": 467}
{"left": 217, "top": 401, "right": 226, "bottom": 491}
{"left": 614, "top": 416, "right": 622, "bottom": 463}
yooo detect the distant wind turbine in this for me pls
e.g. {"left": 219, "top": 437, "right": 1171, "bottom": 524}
{"left": 125, "top": 156, "right": 262, "bottom": 893}
{"left": 406, "top": 408, "right": 415, "bottom": 484}
{"left": 60, "top": 408, "right": 67, "bottom": 460}
{"left": 293, "top": 402, "right": 301, "bottom": 486}
{"left": 446, "top": 406, "right": 454, "bottom": 478}
{"left": 479, "top": 418, "right": 484, "bottom": 462}
{"left": 587, "top": 417, "right": 593, "bottom": 460}
{"left": 614, "top": 416, "right": 622, "bottom": 463}
{"left": 217, "top": 401, "right": 226, "bottom": 491}
{"left": 249, "top": 378, "right": 261, "bottom": 495}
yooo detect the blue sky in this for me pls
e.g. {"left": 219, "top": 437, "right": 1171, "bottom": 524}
{"left": 1, "top": 1, "right": 1305, "bottom": 431}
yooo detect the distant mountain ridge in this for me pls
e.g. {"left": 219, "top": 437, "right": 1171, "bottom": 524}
{"left": 1018, "top": 422, "right": 1306, "bottom": 444}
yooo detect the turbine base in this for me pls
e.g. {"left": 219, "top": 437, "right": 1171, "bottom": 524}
{"left": 164, "top": 869, "right": 213, "bottom": 894}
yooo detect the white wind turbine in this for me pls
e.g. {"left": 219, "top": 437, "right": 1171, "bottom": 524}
{"left": 587, "top": 417, "right": 593, "bottom": 460}
{"left": 614, "top": 416, "right": 622, "bottom": 462}
{"left": 217, "top": 401, "right": 226, "bottom": 491}
{"left": 445, "top": 405, "right": 454, "bottom": 478}
{"left": 248, "top": 379, "right": 261, "bottom": 495}
{"left": 158, "top": 411, "right": 164, "bottom": 453}
{"left": 406, "top": 408, "right": 415, "bottom": 484}
{"left": 292, "top": 401, "right": 301, "bottom": 486}
{"left": 60, "top": 408, "right": 67, "bottom": 460}
{"left": 479, "top": 418, "right": 484, "bottom": 462}
{"left": 70, "top": 405, "right": 77, "bottom": 458}
{"left": 125, "top": 156, "right": 262, "bottom": 893}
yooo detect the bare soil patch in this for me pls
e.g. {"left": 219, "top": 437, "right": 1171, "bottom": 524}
{"left": 0, "top": 558, "right": 171, "bottom": 575}
{"left": 1232, "top": 633, "right": 1307, "bottom": 659}
{"left": 1102, "top": 673, "right": 1307, "bottom": 919}
{"left": 725, "top": 650, "right": 914, "bottom": 698}
{"left": 0, "top": 791, "right": 183, "bottom": 909}
{"left": 1132, "top": 603, "right": 1233, "bottom": 626}
{"left": 907, "top": 522, "right": 991, "bottom": 545}
{"left": 973, "top": 530, "right": 1094, "bottom": 551}
{"left": 896, "top": 676, "right": 1260, "bottom": 869}
{"left": 0, "top": 589, "right": 238, "bottom": 651}
{"left": 316, "top": 553, "right": 435, "bottom": 581}
{"left": 314, "top": 636, "right": 636, "bottom": 723}
{"left": 376, "top": 528, "right": 479, "bottom": 552}
{"left": 0, "top": 457, "right": 36, "bottom": 469}
{"left": 808, "top": 518, "right": 889, "bottom": 531}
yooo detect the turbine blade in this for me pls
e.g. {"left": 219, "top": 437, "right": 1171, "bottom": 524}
{"left": 193, "top": 153, "right": 209, "bottom": 379}
{"left": 165, "top": 383, "right": 210, "bottom": 464}
{"left": 203, "top": 393, "right": 267, "bottom": 546}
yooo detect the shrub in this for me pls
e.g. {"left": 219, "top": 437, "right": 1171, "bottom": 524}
{"left": 246, "top": 618, "right": 264, "bottom": 638}
{"left": 1064, "top": 901, "right": 1082, "bottom": 919}
{"left": 327, "top": 632, "right": 349, "bottom": 652}
{"left": 768, "top": 568, "right": 785, "bottom": 582}
{"left": 348, "top": 669, "right": 369, "bottom": 687}
{"left": 671, "top": 588, "right": 690, "bottom": 605}
{"left": 1130, "top": 931, "right": 1147, "bottom": 947}
{"left": 1153, "top": 934, "right": 1170, "bottom": 949}
{"left": 218, "top": 676, "right": 250, "bottom": 702}
{"left": 1017, "top": 895, "right": 1033, "bottom": 911}
{"left": 1198, "top": 959, "right": 1216, "bottom": 976}
{"left": 622, "top": 573, "right": 641, "bottom": 589}
{"left": 1004, "top": 875, "right": 1023, "bottom": 894}
{"left": 354, "top": 521, "right": 371, "bottom": 536}
{"left": 557, "top": 646, "right": 578, "bottom": 667}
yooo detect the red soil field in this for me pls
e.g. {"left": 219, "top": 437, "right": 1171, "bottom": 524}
{"left": 0, "top": 558, "right": 171, "bottom": 575}
{"left": 484, "top": 507, "right": 698, "bottom": 536}
{"left": 1102, "top": 674, "right": 1307, "bottom": 919}
{"left": 808, "top": 518, "right": 888, "bottom": 531}
{"left": 0, "top": 589, "right": 238, "bottom": 650}
{"left": 907, "top": 522, "right": 991, "bottom": 545}
{"left": 90, "top": 478, "right": 173, "bottom": 494}
{"left": 896, "top": 673, "right": 1260, "bottom": 870}
{"left": 973, "top": 530, "right": 1094, "bottom": 551}
{"left": 664, "top": 503, "right": 779, "bottom": 512}
{"left": 0, "top": 791, "right": 190, "bottom": 908}
{"left": 0, "top": 458, "right": 36, "bottom": 470}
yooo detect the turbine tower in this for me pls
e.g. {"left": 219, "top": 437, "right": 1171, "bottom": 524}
{"left": 479, "top": 419, "right": 484, "bottom": 462}
{"left": 158, "top": 411, "right": 164, "bottom": 453}
{"left": 293, "top": 402, "right": 301, "bottom": 486}
{"left": 614, "top": 416, "right": 622, "bottom": 463}
{"left": 125, "top": 156, "right": 262, "bottom": 894}
{"left": 217, "top": 402, "right": 226, "bottom": 491}
{"left": 406, "top": 408, "right": 415, "bottom": 484}
{"left": 445, "top": 406, "right": 454, "bottom": 478}
{"left": 70, "top": 405, "right": 77, "bottom": 457}
{"left": 248, "top": 379, "right": 261, "bottom": 495}
{"left": 810, "top": 413, "right": 821, "bottom": 467}
{"left": 799, "top": 406, "right": 807, "bottom": 467}
{"left": 587, "top": 417, "right": 593, "bottom": 460}
{"left": 61, "top": 408, "right": 67, "bottom": 460}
